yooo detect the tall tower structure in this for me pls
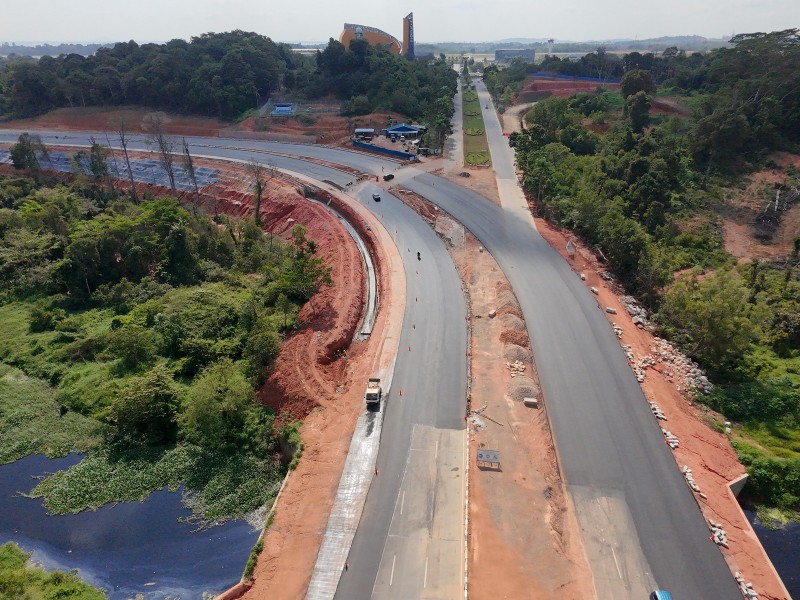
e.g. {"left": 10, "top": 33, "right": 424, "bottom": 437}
{"left": 403, "top": 13, "right": 415, "bottom": 58}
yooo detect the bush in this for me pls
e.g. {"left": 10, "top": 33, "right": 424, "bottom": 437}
{"left": 28, "top": 302, "right": 64, "bottom": 332}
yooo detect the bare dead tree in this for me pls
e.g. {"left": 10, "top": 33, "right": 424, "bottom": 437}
{"left": 248, "top": 159, "right": 265, "bottom": 226}
{"left": 143, "top": 112, "right": 177, "bottom": 195}
{"left": 181, "top": 138, "right": 201, "bottom": 217}
{"left": 116, "top": 116, "right": 139, "bottom": 204}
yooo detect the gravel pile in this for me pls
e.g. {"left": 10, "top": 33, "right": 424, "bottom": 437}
{"left": 503, "top": 344, "right": 532, "bottom": 363}
{"left": 508, "top": 376, "right": 540, "bottom": 401}
{"left": 501, "top": 314, "right": 525, "bottom": 331}
{"left": 496, "top": 290, "right": 523, "bottom": 318}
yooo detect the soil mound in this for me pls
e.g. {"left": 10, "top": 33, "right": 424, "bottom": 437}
{"left": 500, "top": 330, "right": 529, "bottom": 346}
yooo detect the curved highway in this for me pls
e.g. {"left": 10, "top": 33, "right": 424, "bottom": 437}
{"left": 334, "top": 185, "right": 467, "bottom": 599}
{"left": 0, "top": 128, "right": 741, "bottom": 597}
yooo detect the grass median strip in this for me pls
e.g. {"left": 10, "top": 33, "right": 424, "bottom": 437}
{"left": 462, "top": 85, "right": 492, "bottom": 167}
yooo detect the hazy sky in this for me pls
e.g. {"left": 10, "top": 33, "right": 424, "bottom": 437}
{"left": 1, "top": 0, "right": 798, "bottom": 44}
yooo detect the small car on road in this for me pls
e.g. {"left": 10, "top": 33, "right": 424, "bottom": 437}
{"left": 372, "top": 193, "right": 381, "bottom": 202}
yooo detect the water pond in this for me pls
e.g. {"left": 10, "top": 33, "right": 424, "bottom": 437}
{"left": 0, "top": 453, "right": 259, "bottom": 599}
{"left": 744, "top": 508, "right": 799, "bottom": 598}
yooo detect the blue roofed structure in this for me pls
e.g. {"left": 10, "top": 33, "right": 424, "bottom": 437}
{"left": 386, "top": 122, "right": 423, "bottom": 138}
{"left": 271, "top": 102, "right": 296, "bottom": 116}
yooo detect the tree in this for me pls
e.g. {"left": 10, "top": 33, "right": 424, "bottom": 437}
{"left": 182, "top": 138, "right": 201, "bottom": 215}
{"left": 9, "top": 132, "right": 46, "bottom": 174}
{"left": 179, "top": 359, "right": 257, "bottom": 452}
{"left": 657, "top": 269, "right": 758, "bottom": 372}
{"left": 143, "top": 112, "right": 177, "bottom": 195}
{"left": 107, "top": 325, "right": 159, "bottom": 370}
{"left": 88, "top": 137, "right": 110, "bottom": 189}
{"left": 626, "top": 91, "right": 652, "bottom": 133}
{"left": 116, "top": 116, "right": 139, "bottom": 203}
{"left": 108, "top": 365, "right": 180, "bottom": 443}
{"left": 278, "top": 224, "right": 332, "bottom": 312}
{"left": 244, "top": 316, "right": 281, "bottom": 384}
{"left": 620, "top": 69, "right": 656, "bottom": 100}
{"left": 248, "top": 159, "right": 266, "bottom": 226}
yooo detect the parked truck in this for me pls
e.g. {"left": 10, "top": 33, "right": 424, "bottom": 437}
{"left": 365, "top": 377, "right": 382, "bottom": 408}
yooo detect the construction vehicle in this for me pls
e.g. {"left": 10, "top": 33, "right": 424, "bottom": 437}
{"left": 365, "top": 377, "right": 382, "bottom": 407}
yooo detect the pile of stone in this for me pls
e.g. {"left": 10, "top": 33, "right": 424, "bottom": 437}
{"left": 661, "top": 428, "right": 680, "bottom": 449}
{"left": 707, "top": 519, "right": 729, "bottom": 548}
{"left": 650, "top": 402, "right": 667, "bottom": 421}
{"left": 622, "top": 344, "right": 635, "bottom": 363}
{"left": 648, "top": 338, "right": 713, "bottom": 396}
{"left": 683, "top": 466, "right": 708, "bottom": 499}
{"left": 612, "top": 323, "right": 623, "bottom": 338}
{"left": 506, "top": 360, "right": 526, "bottom": 377}
{"left": 620, "top": 295, "right": 650, "bottom": 328}
{"left": 735, "top": 572, "right": 759, "bottom": 599}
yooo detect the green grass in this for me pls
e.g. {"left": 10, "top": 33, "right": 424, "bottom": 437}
{"left": 462, "top": 87, "right": 492, "bottom": 167}
{"left": 0, "top": 364, "right": 102, "bottom": 464}
{"left": 0, "top": 541, "right": 106, "bottom": 599}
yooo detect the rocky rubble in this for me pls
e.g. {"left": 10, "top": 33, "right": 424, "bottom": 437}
{"left": 683, "top": 466, "right": 708, "bottom": 499}
{"left": 506, "top": 360, "right": 527, "bottom": 377}
{"left": 620, "top": 295, "right": 650, "bottom": 329}
{"left": 647, "top": 337, "right": 713, "bottom": 396}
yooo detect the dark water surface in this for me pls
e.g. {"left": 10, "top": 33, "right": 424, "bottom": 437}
{"left": 744, "top": 508, "right": 799, "bottom": 598}
{"left": 0, "top": 454, "right": 259, "bottom": 599}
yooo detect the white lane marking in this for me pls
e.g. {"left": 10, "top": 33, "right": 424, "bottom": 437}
{"left": 611, "top": 547, "right": 622, "bottom": 579}
{"left": 390, "top": 554, "right": 397, "bottom": 586}
{"left": 435, "top": 439, "right": 439, "bottom": 461}
{"left": 401, "top": 490, "right": 405, "bottom": 515}
{"left": 424, "top": 555, "right": 429, "bottom": 588}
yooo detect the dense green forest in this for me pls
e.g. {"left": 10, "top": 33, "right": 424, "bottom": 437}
{"left": 509, "top": 30, "right": 800, "bottom": 519}
{"left": 0, "top": 162, "right": 329, "bottom": 519}
{"left": 0, "top": 31, "right": 457, "bottom": 125}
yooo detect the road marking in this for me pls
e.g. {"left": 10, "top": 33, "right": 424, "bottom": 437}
{"left": 611, "top": 547, "right": 622, "bottom": 579}
{"left": 390, "top": 554, "right": 396, "bottom": 586}
{"left": 435, "top": 439, "right": 439, "bottom": 461}
{"left": 424, "top": 555, "right": 429, "bottom": 588}
{"left": 401, "top": 490, "right": 405, "bottom": 515}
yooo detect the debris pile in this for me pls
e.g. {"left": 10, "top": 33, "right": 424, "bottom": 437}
{"left": 506, "top": 360, "right": 527, "bottom": 377}
{"left": 735, "top": 572, "right": 759, "bottom": 599}
{"left": 650, "top": 402, "right": 667, "bottom": 421}
{"left": 612, "top": 323, "right": 624, "bottom": 338}
{"left": 661, "top": 428, "right": 680, "bottom": 449}
{"left": 707, "top": 519, "right": 729, "bottom": 548}
{"left": 647, "top": 338, "right": 714, "bottom": 396}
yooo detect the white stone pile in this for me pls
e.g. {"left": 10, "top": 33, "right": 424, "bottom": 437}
{"left": 682, "top": 466, "right": 708, "bottom": 499}
{"left": 735, "top": 572, "right": 759, "bottom": 599}
{"left": 648, "top": 338, "right": 714, "bottom": 396}
{"left": 622, "top": 344, "right": 635, "bottom": 362}
{"left": 650, "top": 402, "right": 667, "bottom": 421}
{"left": 506, "top": 361, "right": 526, "bottom": 377}
{"left": 620, "top": 295, "right": 650, "bottom": 328}
{"left": 707, "top": 519, "right": 729, "bottom": 548}
{"left": 612, "top": 323, "right": 624, "bottom": 338}
{"left": 661, "top": 428, "right": 680, "bottom": 449}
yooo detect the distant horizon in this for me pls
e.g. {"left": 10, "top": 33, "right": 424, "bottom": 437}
{"left": 0, "top": 32, "right": 733, "bottom": 48}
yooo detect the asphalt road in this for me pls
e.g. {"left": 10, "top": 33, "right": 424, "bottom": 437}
{"left": 401, "top": 172, "right": 741, "bottom": 598}
{"left": 334, "top": 185, "right": 467, "bottom": 599}
{"left": 0, "top": 129, "right": 742, "bottom": 597}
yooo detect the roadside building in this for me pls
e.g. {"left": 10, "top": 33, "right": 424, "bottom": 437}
{"left": 386, "top": 122, "right": 424, "bottom": 140}
{"left": 354, "top": 128, "right": 376, "bottom": 140}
